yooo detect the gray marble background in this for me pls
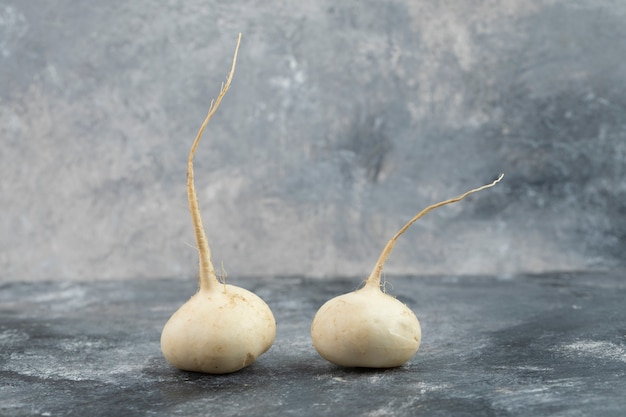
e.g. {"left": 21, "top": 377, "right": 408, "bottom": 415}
{"left": 1, "top": 0, "right": 625, "bottom": 282}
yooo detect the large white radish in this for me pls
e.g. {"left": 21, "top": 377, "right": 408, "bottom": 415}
{"left": 311, "top": 175, "right": 503, "bottom": 368}
{"left": 161, "top": 34, "right": 276, "bottom": 374}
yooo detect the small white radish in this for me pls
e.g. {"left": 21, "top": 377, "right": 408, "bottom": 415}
{"left": 311, "top": 174, "right": 504, "bottom": 368}
{"left": 161, "top": 34, "right": 276, "bottom": 374}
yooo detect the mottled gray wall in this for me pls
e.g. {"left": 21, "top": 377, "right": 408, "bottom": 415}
{"left": 1, "top": 0, "right": 625, "bottom": 282}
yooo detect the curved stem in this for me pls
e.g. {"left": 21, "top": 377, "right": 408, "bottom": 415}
{"left": 188, "top": 33, "right": 241, "bottom": 292}
{"left": 365, "top": 174, "right": 504, "bottom": 288}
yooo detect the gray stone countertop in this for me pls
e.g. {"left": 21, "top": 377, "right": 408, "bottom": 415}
{"left": 1, "top": 272, "right": 625, "bottom": 416}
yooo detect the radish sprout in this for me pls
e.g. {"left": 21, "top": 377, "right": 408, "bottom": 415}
{"left": 160, "top": 34, "right": 276, "bottom": 374}
{"left": 311, "top": 174, "right": 504, "bottom": 368}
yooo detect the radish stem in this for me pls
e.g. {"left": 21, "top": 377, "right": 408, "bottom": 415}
{"left": 188, "top": 33, "right": 241, "bottom": 292}
{"left": 365, "top": 173, "right": 504, "bottom": 288}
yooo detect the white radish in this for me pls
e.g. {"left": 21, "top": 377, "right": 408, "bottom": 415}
{"left": 311, "top": 175, "right": 504, "bottom": 368}
{"left": 161, "top": 34, "right": 276, "bottom": 374}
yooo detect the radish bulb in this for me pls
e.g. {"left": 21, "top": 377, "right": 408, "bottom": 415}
{"left": 161, "top": 34, "right": 276, "bottom": 374}
{"left": 311, "top": 174, "right": 504, "bottom": 368}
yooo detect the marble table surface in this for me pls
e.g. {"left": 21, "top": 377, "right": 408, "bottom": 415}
{"left": 1, "top": 271, "right": 625, "bottom": 416}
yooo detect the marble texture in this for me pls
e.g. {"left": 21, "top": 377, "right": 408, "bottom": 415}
{"left": 1, "top": 272, "right": 625, "bottom": 416}
{"left": 1, "top": 0, "right": 626, "bottom": 282}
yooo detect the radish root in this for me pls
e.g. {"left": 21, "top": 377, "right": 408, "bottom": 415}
{"left": 311, "top": 174, "right": 504, "bottom": 368}
{"left": 161, "top": 33, "right": 276, "bottom": 374}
